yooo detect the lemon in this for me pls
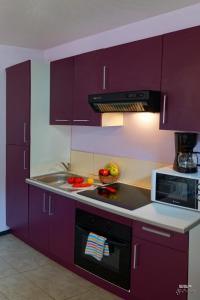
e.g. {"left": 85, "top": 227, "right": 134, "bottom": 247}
{"left": 87, "top": 178, "right": 94, "bottom": 184}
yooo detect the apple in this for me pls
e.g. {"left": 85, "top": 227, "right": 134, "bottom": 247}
{"left": 110, "top": 167, "right": 119, "bottom": 176}
{"left": 99, "top": 168, "right": 110, "bottom": 176}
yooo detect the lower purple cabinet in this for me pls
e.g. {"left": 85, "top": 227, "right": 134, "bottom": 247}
{"left": 29, "top": 186, "right": 75, "bottom": 266}
{"left": 131, "top": 222, "right": 188, "bottom": 300}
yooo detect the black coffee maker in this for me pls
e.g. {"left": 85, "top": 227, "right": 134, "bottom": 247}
{"left": 173, "top": 132, "right": 200, "bottom": 173}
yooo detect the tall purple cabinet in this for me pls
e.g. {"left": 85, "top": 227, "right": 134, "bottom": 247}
{"left": 6, "top": 60, "right": 30, "bottom": 240}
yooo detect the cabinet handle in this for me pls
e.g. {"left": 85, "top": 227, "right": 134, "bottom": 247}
{"left": 133, "top": 244, "right": 139, "bottom": 270}
{"left": 162, "top": 94, "right": 167, "bottom": 124}
{"left": 73, "top": 120, "right": 90, "bottom": 122}
{"left": 23, "top": 123, "right": 27, "bottom": 143}
{"left": 55, "top": 119, "right": 70, "bottom": 122}
{"left": 142, "top": 226, "right": 171, "bottom": 238}
{"left": 48, "top": 195, "right": 54, "bottom": 216}
{"left": 23, "top": 150, "right": 27, "bottom": 170}
{"left": 42, "top": 193, "right": 47, "bottom": 213}
{"left": 102, "top": 65, "right": 107, "bottom": 90}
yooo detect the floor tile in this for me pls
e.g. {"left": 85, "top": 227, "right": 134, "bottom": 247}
{"left": 23, "top": 263, "right": 94, "bottom": 300}
{"left": 0, "top": 234, "right": 32, "bottom": 256}
{"left": 0, "top": 257, "right": 18, "bottom": 279}
{"left": 68, "top": 286, "right": 123, "bottom": 300}
{"left": 0, "top": 235, "right": 122, "bottom": 300}
{"left": 2, "top": 248, "right": 50, "bottom": 272}
{"left": 0, "top": 273, "right": 54, "bottom": 300}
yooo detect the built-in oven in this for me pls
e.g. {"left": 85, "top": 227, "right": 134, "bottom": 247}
{"left": 152, "top": 167, "right": 200, "bottom": 211}
{"left": 74, "top": 209, "right": 132, "bottom": 290}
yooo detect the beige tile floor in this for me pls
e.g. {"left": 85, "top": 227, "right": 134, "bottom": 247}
{"left": 0, "top": 234, "right": 122, "bottom": 300}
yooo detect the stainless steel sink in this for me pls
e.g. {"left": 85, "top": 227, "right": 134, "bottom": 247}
{"left": 33, "top": 172, "right": 75, "bottom": 187}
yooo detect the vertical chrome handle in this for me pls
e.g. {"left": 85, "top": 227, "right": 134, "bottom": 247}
{"left": 133, "top": 244, "right": 139, "bottom": 270}
{"left": 42, "top": 193, "right": 47, "bottom": 213}
{"left": 23, "top": 123, "right": 27, "bottom": 143}
{"left": 162, "top": 94, "right": 167, "bottom": 124}
{"left": 48, "top": 195, "right": 53, "bottom": 216}
{"left": 23, "top": 150, "right": 27, "bottom": 170}
{"left": 102, "top": 65, "right": 107, "bottom": 90}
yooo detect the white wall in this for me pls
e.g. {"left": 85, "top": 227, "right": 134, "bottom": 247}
{"left": 31, "top": 62, "right": 71, "bottom": 176}
{"left": 44, "top": 3, "right": 200, "bottom": 60}
{"left": 0, "top": 46, "right": 44, "bottom": 232}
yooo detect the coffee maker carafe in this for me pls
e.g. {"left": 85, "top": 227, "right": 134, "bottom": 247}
{"left": 173, "top": 132, "right": 199, "bottom": 173}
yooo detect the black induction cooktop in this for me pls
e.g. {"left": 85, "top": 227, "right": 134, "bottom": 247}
{"left": 78, "top": 183, "right": 151, "bottom": 210}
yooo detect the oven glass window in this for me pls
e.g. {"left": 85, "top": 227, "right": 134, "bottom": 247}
{"left": 156, "top": 174, "right": 198, "bottom": 208}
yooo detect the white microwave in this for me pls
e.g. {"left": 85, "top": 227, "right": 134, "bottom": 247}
{"left": 151, "top": 167, "right": 200, "bottom": 212}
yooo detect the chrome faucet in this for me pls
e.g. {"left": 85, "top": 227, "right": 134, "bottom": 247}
{"left": 60, "top": 162, "right": 71, "bottom": 172}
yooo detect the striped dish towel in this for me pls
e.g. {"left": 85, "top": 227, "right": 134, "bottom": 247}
{"left": 85, "top": 232, "right": 110, "bottom": 261}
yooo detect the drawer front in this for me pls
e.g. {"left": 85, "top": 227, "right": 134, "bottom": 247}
{"left": 133, "top": 221, "right": 189, "bottom": 252}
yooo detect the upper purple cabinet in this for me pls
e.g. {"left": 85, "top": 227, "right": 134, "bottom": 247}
{"left": 160, "top": 26, "right": 200, "bottom": 131}
{"left": 73, "top": 50, "right": 105, "bottom": 126}
{"left": 103, "top": 36, "right": 162, "bottom": 92}
{"left": 6, "top": 61, "right": 30, "bottom": 145}
{"left": 50, "top": 57, "right": 74, "bottom": 125}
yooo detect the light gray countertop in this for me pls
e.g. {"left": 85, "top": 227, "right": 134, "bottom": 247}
{"left": 26, "top": 178, "right": 200, "bottom": 234}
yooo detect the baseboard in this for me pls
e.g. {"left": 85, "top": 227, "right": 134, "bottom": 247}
{"left": 0, "top": 229, "right": 11, "bottom": 236}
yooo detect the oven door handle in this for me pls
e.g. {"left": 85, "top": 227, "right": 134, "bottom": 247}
{"left": 76, "top": 225, "right": 129, "bottom": 247}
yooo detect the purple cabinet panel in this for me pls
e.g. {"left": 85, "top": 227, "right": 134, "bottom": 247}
{"left": 29, "top": 186, "right": 49, "bottom": 252}
{"left": 6, "top": 61, "right": 30, "bottom": 145}
{"left": 73, "top": 50, "right": 105, "bottom": 126}
{"left": 50, "top": 57, "right": 74, "bottom": 125}
{"left": 104, "top": 36, "right": 162, "bottom": 92}
{"left": 29, "top": 186, "right": 75, "bottom": 265}
{"left": 161, "top": 26, "right": 200, "bottom": 131}
{"left": 6, "top": 145, "right": 29, "bottom": 240}
{"left": 133, "top": 221, "right": 189, "bottom": 252}
{"left": 49, "top": 194, "right": 75, "bottom": 266}
{"left": 131, "top": 237, "right": 188, "bottom": 300}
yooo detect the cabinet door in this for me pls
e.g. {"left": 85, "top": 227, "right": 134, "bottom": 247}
{"left": 131, "top": 238, "right": 188, "bottom": 300}
{"left": 6, "top": 60, "right": 30, "bottom": 145}
{"left": 29, "top": 186, "right": 49, "bottom": 252}
{"left": 6, "top": 145, "right": 29, "bottom": 240}
{"left": 50, "top": 57, "right": 74, "bottom": 125}
{"left": 73, "top": 50, "right": 104, "bottom": 126}
{"left": 161, "top": 26, "right": 200, "bottom": 131}
{"left": 49, "top": 194, "right": 75, "bottom": 266}
{"left": 104, "top": 36, "right": 162, "bottom": 92}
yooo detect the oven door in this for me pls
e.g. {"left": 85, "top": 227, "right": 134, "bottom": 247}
{"left": 75, "top": 224, "right": 131, "bottom": 290}
{"left": 155, "top": 173, "right": 198, "bottom": 209}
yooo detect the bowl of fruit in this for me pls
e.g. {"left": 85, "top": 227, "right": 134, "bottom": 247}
{"left": 98, "top": 162, "right": 120, "bottom": 184}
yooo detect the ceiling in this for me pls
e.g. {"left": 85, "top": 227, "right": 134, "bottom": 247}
{"left": 0, "top": 0, "right": 200, "bottom": 49}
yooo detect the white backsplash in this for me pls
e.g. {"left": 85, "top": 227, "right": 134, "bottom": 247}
{"left": 70, "top": 150, "right": 167, "bottom": 189}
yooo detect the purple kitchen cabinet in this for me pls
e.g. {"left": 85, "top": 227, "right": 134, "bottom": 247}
{"left": 29, "top": 186, "right": 75, "bottom": 266}
{"left": 6, "top": 61, "right": 30, "bottom": 145}
{"left": 29, "top": 186, "right": 49, "bottom": 252}
{"left": 50, "top": 57, "right": 74, "bottom": 125}
{"left": 160, "top": 26, "right": 200, "bottom": 131}
{"left": 104, "top": 36, "right": 162, "bottom": 93}
{"left": 6, "top": 145, "right": 29, "bottom": 240}
{"left": 73, "top": 50, "right": 105, "bottom": 126}
{"left": 131, "top": 221, "right": 188, "bottom": 300}
{"left": 49, "top": 193, "right": 75, "bottom": 266}
{"left": 131, "top": 237, "right": 188, "bottom": 300}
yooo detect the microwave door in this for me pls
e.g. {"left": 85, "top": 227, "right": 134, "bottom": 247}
{"left": 156, "top": 174, "right": 197, "bottom": 209}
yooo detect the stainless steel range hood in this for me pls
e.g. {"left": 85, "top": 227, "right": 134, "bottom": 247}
{"left": 88, "top": 90, "right": 161, "bottom": 113}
